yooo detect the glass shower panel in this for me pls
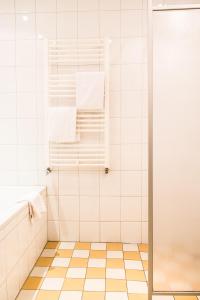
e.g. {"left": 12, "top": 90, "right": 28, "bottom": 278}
{"left": 153, "top": 8, "right": 200, "bottom": 292}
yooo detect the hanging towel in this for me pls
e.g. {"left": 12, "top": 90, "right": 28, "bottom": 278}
{"left": 48, "top": 106, "right": 77, "bottom": 143}
{"left": 76, "top": 72, "right": 105, "bottom": 110}
{"left": 19, "top": 192, "right": 46, "bottom": 220}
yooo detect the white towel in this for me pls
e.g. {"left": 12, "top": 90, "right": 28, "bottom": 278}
{"left": 49, "top": 106, "right": 77, "bottom": 143}
{"left": 76, "top": 72, "right": 105, "bottom": 110}
{"left": 19, "top": 192, "right": 46, "bottom": 220}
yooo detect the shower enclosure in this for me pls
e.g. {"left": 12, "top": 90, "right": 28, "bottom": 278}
{"left": 148, "top": 0, "right": 200, "bottom": 297}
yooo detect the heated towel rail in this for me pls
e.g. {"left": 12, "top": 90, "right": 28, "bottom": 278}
{"left": 45, "top": 39, "right": 111, "bottom": 173}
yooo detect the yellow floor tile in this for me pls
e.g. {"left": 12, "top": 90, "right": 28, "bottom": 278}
{"left": 107, "top": 259, "right": 124, "bottom": 268}
{"left": 86, "top": 268, "right": 105, "bottom": 279}
{"left": 90, "top": 250, "right": 107, "bottom": 259}
{"left": 62, "top": 278, "right": 85, "bottom": 291}
{"left": 128, "top": 294, "right": 148, "bottom": 300}
{"left": 36, "top": 291, "right": 60, "bottom": 300}
{"left": 82, "top": 292, "right": 105, "bottom": 300}
{"left": 138, "top": 244, "right": 148, "bottom": 252}
{"left": 35, "top": 257, "right": 53, "bottom": 267}
{"left": 46, "top": 267, "right": 67, "bottom": 278}
{"left": 45, "top": 242, "right": 59, "bottom": 249}
{"left": 126, "top": 270, "right": 146, "bottom": 281}
{"left": 22, "top": 277, "right": 43, "bottom": 290}
{"left": 56, "top": 249, "right": 73, "bottom": 258}
{"left": 69, "top": 258, "right": 88, "bottom": 268}
{"left": 142, "top": 260, "right": 148, "bottom": 270}
{"left": 124, "top": 251, "right": 141, "bottom": 260}
{"left": 174, "top": 297, "right": 198, "bottom": 300}
{"left": 106, "top": 279, "right": 127, "bottom": 292}
{"left": 75, "top": 242, "right": 91, "bottom": 250}
{"left": 107, "top": 243, "right": 123, "bottom": 251}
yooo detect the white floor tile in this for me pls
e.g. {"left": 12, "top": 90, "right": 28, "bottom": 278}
{"left": 124, "top": 260, "right": 143, "bottom": 270}
{"left": 41, "top": 249, "right": 57, "bottom": 257}
{"left": 72, "top": 250, "right": 90, "bottom": 258}
{"left": 84, "top": 279, "right": 105, "bottom": 292}
{"left": 59, "top": 242, "right": 75, "bottom": 249}
{"left": 140, "top": 252, "right": 148, "bottom": 260}
{"left": 123, "top": 243, "right": 138, "bottom": 251}
{"left": 91, "top": 243, "right": 106, "bottom": 250}
{"left": 106, "top": 268, "right": 125, "bottom": 279}
{"left": 106, "top": 292, "right": 128, "bottom": 300}
{"left": 30, "top": 267, "right": 49, "bottom": 277}
{"left": 59, "top": 291, "right": 82, "bottom": 300}
{"left": 16, "top": 290, "right": 38, "bottom": 300}
{"left": 88, "top": 258, "right": 106, "bottom": 268}
{"left": 107, "top": 251, "right": 123, "bottom": 259}
{"left": 66, "top": 268, "right": 86, "bottom": 279}
{"left": 41, "top": 278, "right": 64, "bottom": 291}
{"left": 52, "top": 258, "right": 70, "bottom": 267}
{"left": 127, "top": 281, "right": 148, "bottom": 294}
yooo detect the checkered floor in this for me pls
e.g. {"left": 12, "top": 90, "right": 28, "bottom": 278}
{"left": 16, "top": 242, "right": 199, "bottom": 300}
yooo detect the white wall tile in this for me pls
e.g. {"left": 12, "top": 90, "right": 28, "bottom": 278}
{"left": 121, "top": 64, "right": 144, "bottom": 91}
{"left": 16, "top": 40, "right": 35, "bottom": 66}
{"left": 121, "top": 118, "right": 142, "bottom": 144}
{"left": 100, "top": 11, "right": 120, "bottom": 38}
{"left": 17, "top": 119, "right": 37, "bottom": 144}
{"left": 60, "top": 221, "right": 79, "bottom": 241}
{"left": 121, "top": 0, "right": 143, "bottom": 9}
{"left": 80, "top": 196, "right": 99, "bottom": 221}
{"left": 121, "top": 171, "right": 141, "bottom": 196}
{"left": 121, "top": 222, "right": 141, "bottom": 243}
{"left": 0, "top": 146, "right": 17, "bottom": 171}
{"left": 121, "top": 10, "right": 143, "bottom": 37}
{"left": 110, "top": 118, "right": 121, "bottom": 145}
{"left": 57, "top": 0, "right": 77, "bottom": 11}
{"left": 100, "top": 0, "right": 121, "bottom": 10}
{"left": 59, "top": 196, "right": 79, "bottom": 221}
{"left": 121, "top": 197, "right": 141, "bottom": 221}
{"left": 48, "top": 221, "right": 60, "bottom": 241}
{"left": 121, "top": 91, "right": 143, "bottom": 118}
{"left": 110, "top": 145, "right": 120, "bottom": 171}
{"left": 17, "top": 93, "right": 36, "bottom": 118}
{"left": 110, "top": 91, "right": 120, "bottom": 118}
{"left": 0, "top": 94, "right": 16, "bottom": 118}
{"left": 36, "top": 0, "right": 57, "bottom": 12}
{"left": 36, "top": 13, "right": 57, "bottom": 39}
{"left": 48, "top": 196, "right": 59, "bottom": 221}
{"left": 0, "top": 41, "right": 15, "bottom": 66}
{"left": 142, "top": 197, "right": 148, "bottom": 221}
{"left": 121, "top": 38, "right": 147, "bottom": 64}
{"left": 121, "top": 144, "right": 142, "bottom": 170}
{"left": 0, "top": 119, "right": 17, "bottom": 144}
{"left": 0, "top": 14, "right": 15, "bottom": 40}
{"left": 0, "top": 0, "right": 14, "bottom": 13}
{"left": 101, "top": 222, "right": 121, "bottom": 242}
{"left": 80, "top": 222, "right": 99, "bottom": 242}
{"left": 142, "top": 221, "right": 148, "bottom": 243}
{"left": 110, "top": 65, "right": 121, "bottom": 91}
{"left": 100, "top": 197, "right": 120, "bottom": 221}
{"left": 78, "top": 0, "right": 99, "bottom": 10}
{"left": 57, "top": 12, "right": 77, "bottom": 38}
{"left": 16, "top": 14, "right": 35, "bottom": 39}
{"left": 59, "top": 171, "right": 79, "bottom": 195}
{"left": 79, "top": 171, "right": 99, "bottom": 196}
{"left": 15, "top": 0, "right": 35, "bottom": 13}
{"left": 46, "top": 172, "right": 59, "bottom": 196}
{"left": 78, "top": 11, "right": 99, "bottom": 38}
{"left": 16, "top": 67, "right": 36, "bottom": 92}
{"left": 0, "top": 67, "right": 16, "bottom": 93}
{"left": 100, "top": 171, "right": 120, "bottom": 196}
{"left": 17, "top": 145, "right": 38, "bottom": 170}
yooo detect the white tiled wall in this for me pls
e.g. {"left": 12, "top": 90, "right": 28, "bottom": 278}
{"left": 0, "top": 0, "right": 148, "bottom": 243}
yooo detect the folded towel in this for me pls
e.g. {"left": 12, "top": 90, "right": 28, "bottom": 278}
{"left": 76, "top": 72, "right": 105, "bottom": 110}
{"left": 49, "top": 106, "right": 77, "bottom": 143}
{"left": 26, "top": 192, "right": 46, "bottom": 219}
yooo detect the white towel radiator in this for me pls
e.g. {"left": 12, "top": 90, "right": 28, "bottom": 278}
{"left": 45, "top": 39, "right": 111, "bottom": 173}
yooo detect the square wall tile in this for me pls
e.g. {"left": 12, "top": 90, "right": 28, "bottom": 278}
{"left": 16, "top": 40, "right": 36, "bottom": 66}
{"left": 0, "top": 0, "right": 14, "bottom": 12}
{"left": 78, "top": 11, "right": 99, "bottom": 38}
{"left": 100, "top": 0, "right": 121, "bottom": 10}
{"left": 121, "top": 38, "right": 147, "bottom": 64}
{"left": 100, "top": 11, "right": 120, "bottom": 38}
{"left": 15, "top": 0, "right": 35, "bottom": 13}
{"left": 121, "top": 10, "right": 143, "bottom": 37}
{"left": 17, "top": 119, "right": 37, "bottom": 145}
{"left": 17, "top": 93, "right": 36, "bottom": 118}
{"left": 57, "top": 12, "right": 77, "bottom": 38}
{"left": 121, "top": 91, "right": 143, "bottom": 118}
{"left": 60, "top": 221, "right": 79, "bottom": 241}
{"left": 100, "top": 197, "right": 120, "bottom": 222}
{"left": 121, "top": 118, "right": 142, "bottom": 144}
{"left": 121, "top": 0, "right": 143, "bottom": 9}
{"left": 121, "top": 197, "right": 141, "bottom": 222}
{"left": 16, "top": 67, "right": 36, "bottom": 92}
{"left": 59, "top": 196, "right": 79, "bottom": 221}
{"left": 48, "top": 196, "right": 59, "bottom": 221}
{"left": 59, "top": 171, "right": 79, "bottom": 195}
{"left": 78, "top": 0, "right": 99, "bottom": 10}
{"left": 36, "top": 0, "right": 57, "bottom": 12}
{"left": 0, "top": 14, "right": 15, "bottom": 40}
{"left": 100, "top": 222, "right": 120, "bottom": 242}
{"left": 48, "top": 221, "right": 60, "bottom": 241}
{"left": 0, "top": 67, "right": 16, "bottom": 93}
{"left": 57, "top": 0, "right": 77, "bottom": 11}
{"left": 121, "top": 222, "right": 142, "bottom": 243}
{"left": 121, "top": 144, "right": 142, "bottom": 171}
{"left": 0, "top": 119, "right": 17, "bottom": 144}
{"left": 16, "top": 14, "right": 35, "bottom": 39}
{"left": 100, "top": 171, "right": 120, "bottom": 196}
{"left": 0, "top": 41, "right": 15, "bottom": 66}
{"left": 36, "top": 13, "right": 57, "bottom": 39}
{"left": 121, "top": 64, "right": 144, "bottom": 91}
{"left": 80, "top": 222, "right": 100, "bottom": 242}
{"left": 79, "top": 171, "right": 99, "bottom": 196}
{"left": 121, "top": 171, "right": 141, "bottom": 196}
{"left": 80, "top": 196, "right": 99, "bottom": 221}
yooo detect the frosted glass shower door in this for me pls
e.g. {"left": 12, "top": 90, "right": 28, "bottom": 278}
{"left": 153, "top": 8, "right": 200, "bottom": 292}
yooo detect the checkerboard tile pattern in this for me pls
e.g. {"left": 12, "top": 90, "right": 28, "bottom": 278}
{"left": 16, "top": 242, "right": 198, "bottom": 300}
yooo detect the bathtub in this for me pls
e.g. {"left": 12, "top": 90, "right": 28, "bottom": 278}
{"left": 0, "top": 186, "right": 47, "bottom": 300}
